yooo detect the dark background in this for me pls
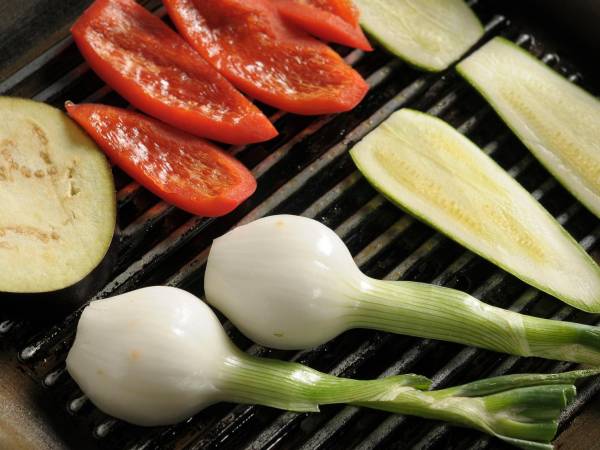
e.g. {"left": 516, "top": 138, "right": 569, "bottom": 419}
{"left": 1, "top": 0, "right": 600, "bottom": 83}
{"left": 0, "top": 0, "right": 90, "bottom": 81}
{"left": 0, "top": 0, "right": 155, "bottom": 82}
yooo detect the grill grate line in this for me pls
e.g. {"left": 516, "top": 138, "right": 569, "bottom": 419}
{"left": 111, "top": 48, "right": 370, "bottom": 215}
{"left": 0, "top": 36, "right": 75, "bottom": 95}
{"left": 168, "top": 62, "right": 500, "bottom": 294}
{"left": 4, "top": 5, "right": 600, "bottom": 450}
{"left": 352, "top": 226, "right": 600, "bottom": 450}
{"left": 259, "top": 178, "right": 598, "bottom": 450}
{"left": 204, "top": 163, "right": 585, "bottom": 450}
{"left": 34, "top": 50, "right": 398, "bottom": 312}
{"left": 22, "top": 43, "right": 596, "bottom": 442}
{"left": 165, "top": 76, "right": 435, "bottom": 290}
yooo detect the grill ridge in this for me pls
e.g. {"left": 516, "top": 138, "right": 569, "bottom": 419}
{"left": 1, "top": 1, "right": 599, "bottom": 449}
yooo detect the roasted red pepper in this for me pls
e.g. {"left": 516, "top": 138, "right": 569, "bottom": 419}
{"left": 275, "top": 0, "right": 372, "bottom": 51}
{"left": 71, "top": 0, "right": 277, "bottom": 145}
{"left": 164, "top": 0, "right": 369, "bottom": 115}
{"left": 67, "top": 103, "right": 257, "bottom": 217}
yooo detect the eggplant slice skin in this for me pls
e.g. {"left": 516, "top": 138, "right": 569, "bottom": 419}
{"left": 350, "top": 109, "right": 600, "bottom": 313}
{"left": 354, "top": 0, "right": 484, "bottom": 71}
{"left": 457, "top": 37, "right": 600, "bottom": 219}
{"left": 0, "top": 97, "right": 116, "bottom": 295}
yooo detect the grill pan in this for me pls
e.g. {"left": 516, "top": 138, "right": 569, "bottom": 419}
{"left": 1, "top": 1, "right": 600, "bottom": 449}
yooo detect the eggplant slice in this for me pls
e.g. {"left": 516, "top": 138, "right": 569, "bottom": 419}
{"left": 354, "top": 0, "right": 483, "bottom": 71}
{"left": 457, "top": 37, "right": 600, "bottom": 219}
{"left": 0, "top": 97, "right": 116, "bottom": 295}
{"left": 350, "top": 109, "right": 600, "bottom": 313}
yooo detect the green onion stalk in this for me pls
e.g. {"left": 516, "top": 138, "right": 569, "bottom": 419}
{"left": 205, "top": 215, "right": 600, "bottom": 365}
{"left": 228, "top": 357, "right": 594, "bottom": 450}
{"left": 67, "top": 287, "right": 597, "bottom": 450}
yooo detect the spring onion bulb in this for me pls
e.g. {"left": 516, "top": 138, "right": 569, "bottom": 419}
{"left": 205, "top": 215, "right": 600, "bottom": 365}
{"left": 66, "top": 286, "right": 597, "bottom": 449}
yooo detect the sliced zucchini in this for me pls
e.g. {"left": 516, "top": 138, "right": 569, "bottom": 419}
{"left": 457, "top": 37, "right": 600, "bottom": 219}
{"left": 350, "top": 109, "right": 600, "bottom": 312}
{"left": 0, "top": 97, "right": 116, "bottom": 295}
{"left": 354, "top": 0, "right": 484, "bottom": 71}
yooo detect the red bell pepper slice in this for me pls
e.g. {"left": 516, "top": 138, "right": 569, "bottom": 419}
{"left": 66, "top": 102, "right": 257, "bottom": 217}
{"left": 275, "top": 0, "right": 373, "bottom": 51}
{"left": 70, "top": 0, "right": 277, "bottom": 145}
{"left": 164, "top": 0, "right": 369, "bottom": 115}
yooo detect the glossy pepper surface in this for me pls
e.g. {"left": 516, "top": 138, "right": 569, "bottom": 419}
{"left": 275, "top": 0, "right": 372, "bottom": 51}
{"left": 71, "top": 0, "right": 277, "bottom": 145}
{"left": 164, "top": 0, "right": 369, "bottom": 115}
{"left": 67, "top": 103, "right": 257, "bottom": 217}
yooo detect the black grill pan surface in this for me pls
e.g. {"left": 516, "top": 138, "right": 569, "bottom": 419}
{"left": 1, "top": 1, "right": 600, "bottom": 449}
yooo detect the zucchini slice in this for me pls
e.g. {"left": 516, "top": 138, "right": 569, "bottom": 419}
{"left": 350, "top": 109, "right": 600, "bottom": 312}
{"left": 353, "top": 0, "right": 484, "bottom": 71}
{"left": 0, "top": 97, "right": 116, "bottom": 295}
{"left": 457, "top": 37, "right": 600, "bottom": 219}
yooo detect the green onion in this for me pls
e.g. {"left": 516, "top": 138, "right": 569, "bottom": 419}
{"left": 354, "top": 280, "right": 600, "bottom": 365}
{"left": 359, "top": 370, "right": 595, "bottom": 450}
{"left": 227, "top": 359, "right": 595, "bottom": 450}
{"left": 66, "top": 286, "right": 598, "bottom": 449}
{"left": 205, "top": 214, "right": 600, "bottom": 364}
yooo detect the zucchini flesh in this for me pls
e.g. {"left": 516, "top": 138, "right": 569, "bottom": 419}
{"left": 353, "top": 0, "right": 483, "bottom": 71}
{"left": 457, "top": 37, "right": 600, "bottom": 219}
{"left": 0, "top": 97, "right": 116, "bottom": 294}
{"left": 350, "top": 109, "right": 600, "bottom": 312}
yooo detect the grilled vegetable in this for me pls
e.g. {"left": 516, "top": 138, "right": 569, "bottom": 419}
{"left": 164, "top": 0, "right": 369, "bottom": 115}
{"left": 66, "top": 286, "right": 597, "bottom": 450}
{"left": 206, "top": 214, "right": 600, "bottom": 363}
{"left": 353, "top": 0, "right": 483, "bottom": 71}
{"left": 275, "top": 0, "right": 373, "bottom": 51}
{"left": 0, "top": 97, "right": 115, "bottom": 296}
{"left": 350, "top": 109, "right": 600, "bottom": 312}
{"left": 457, "top": 37, "right": 600, "bottom": 218}
{"left": 71, "top": 0, "right": 276, "bottom": 145}
{"left": 66, "top": 103, "right": 256, "bottom": 217}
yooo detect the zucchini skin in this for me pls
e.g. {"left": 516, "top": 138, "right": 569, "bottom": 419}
{"left": 350, "top": 108, "right": 600, "bottom": 313}
{"left": 457, "top": 37, "right": 600, "bottom": 219}
{"left": 355, "top": 0, "right": 484, "bottom": 72}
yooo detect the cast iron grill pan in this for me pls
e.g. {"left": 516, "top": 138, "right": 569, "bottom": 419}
{"left": 1, "top": 1, "right": 599, "bottom": 449}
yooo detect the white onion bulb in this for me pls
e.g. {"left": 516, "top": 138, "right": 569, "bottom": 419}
{"left": 204, "top": 215, "right": 366, "bottom": 349}
{"left": 64, "top": 286, "right": 598, "bottom": 450}
{"left": 205, "top": 214, "right": 600, "bottom": 365}
{"left": 206, "top": 214, "right": 364, "bottom": 348}
{"left": 66, "top": 286, "right": 236, "bottom": 426}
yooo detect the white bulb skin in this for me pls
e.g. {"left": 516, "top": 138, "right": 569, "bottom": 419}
{"left": 66, "top": 286, "right": 238, "bottom": 426}
{"left": 205, "top": 215, "right": 366, "bottom": 349}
